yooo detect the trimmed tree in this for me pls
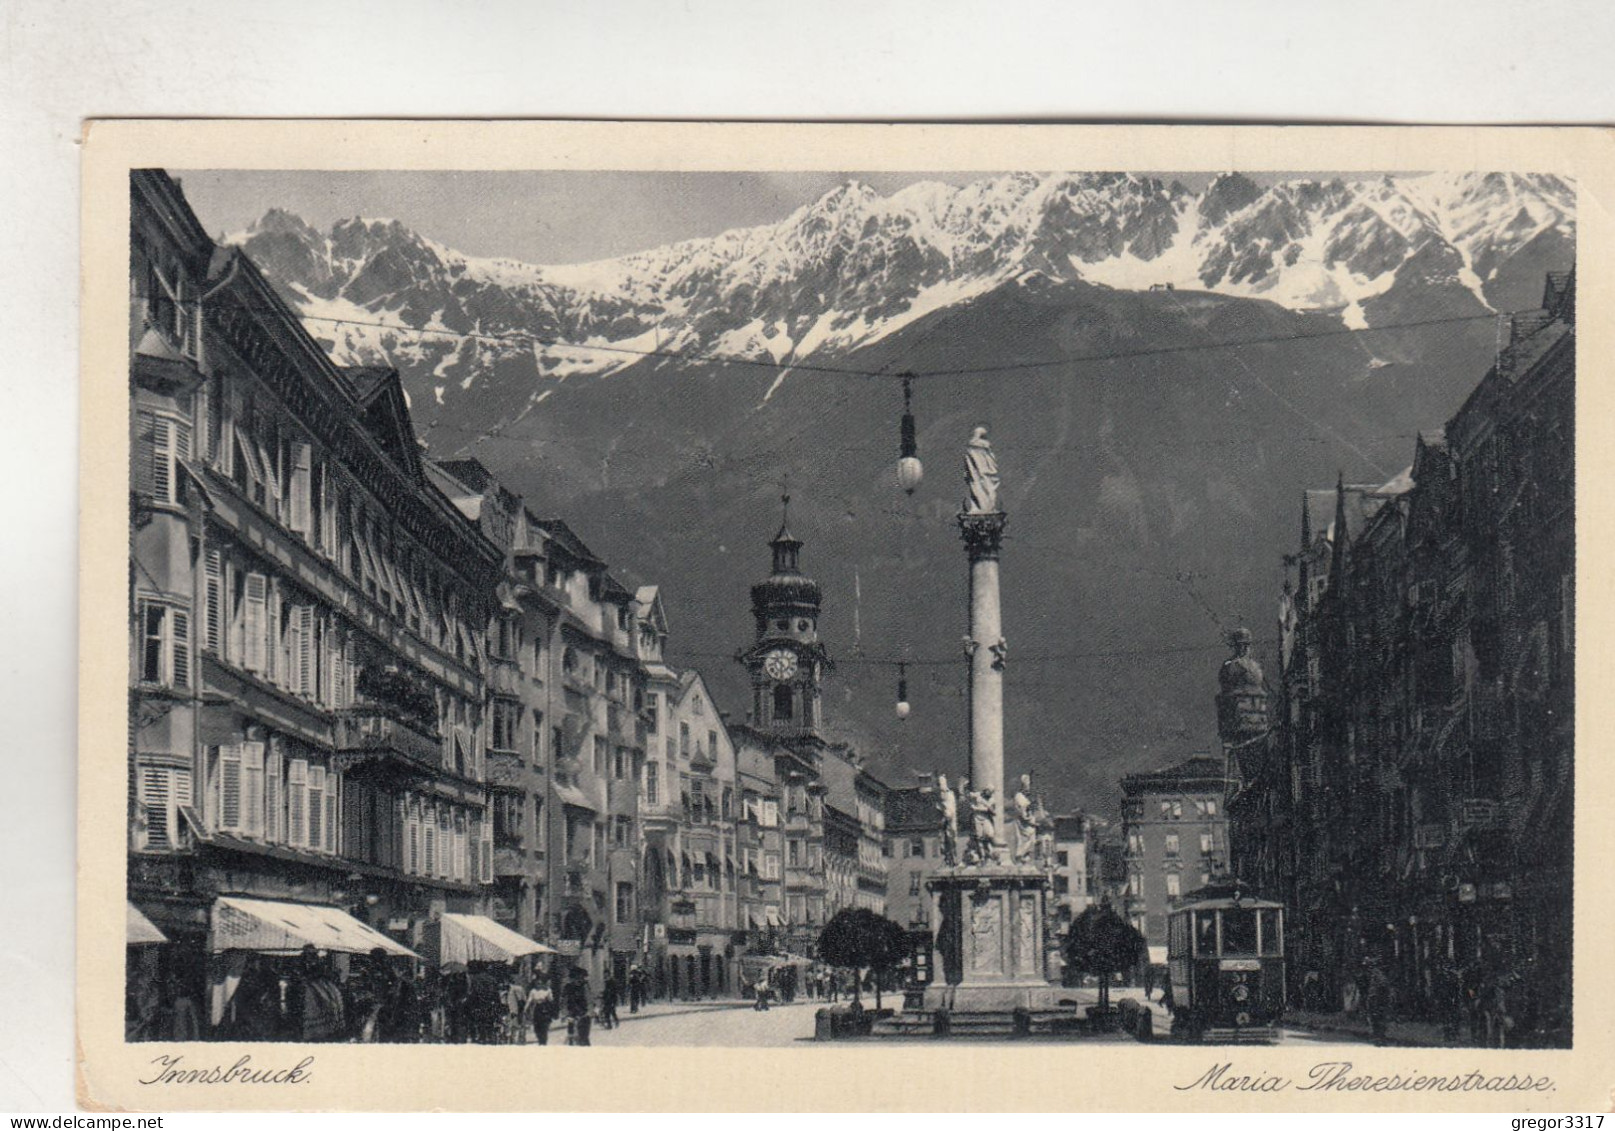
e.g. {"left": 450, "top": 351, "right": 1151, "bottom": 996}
{"left": 817, "top": 907, "right": 908, "bottom": 1010}
{"left": 1062, "top": 901, "right": 1147, "bottom": 1014}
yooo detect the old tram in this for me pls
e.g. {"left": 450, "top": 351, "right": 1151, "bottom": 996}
{"left": 1167, "top": 879, "right": 1286, "bottom": 1042}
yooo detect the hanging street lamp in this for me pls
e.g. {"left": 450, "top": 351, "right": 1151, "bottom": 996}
{"left": 897, "top": 374, "right": 923, "bottom": 494}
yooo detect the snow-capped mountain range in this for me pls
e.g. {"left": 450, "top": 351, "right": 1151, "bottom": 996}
{"left": 233, "top": 171, "right": 1573, "bottom": 404}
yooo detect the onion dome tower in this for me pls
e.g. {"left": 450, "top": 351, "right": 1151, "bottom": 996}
{"left": 738, "top": 491, "right": 833, "bottom": 744}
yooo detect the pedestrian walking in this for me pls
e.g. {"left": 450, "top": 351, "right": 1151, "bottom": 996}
{"left": 628, "top": 965, "right": 645, "bottom": 1014}
{"left": 526, "top": 980, "right": 557, "bottom": 1045}
{"left": 563, "top": 967, "right": 592, "bottom": 1046}
{"left": 753, "top": 973, "right": 771, "bottom": 1011}
{"left": 601, "top": 973, "right": 621, "bottom": 1030}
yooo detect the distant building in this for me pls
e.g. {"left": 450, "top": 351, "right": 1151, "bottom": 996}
{"left": 1050, "top": 813, "right": 1096, "bottom": 930}
{"left": 885, "top": 786, "right": 945, "bottom": 932}
{"left": 1119, "top": 756, "right": 1230, "bottom": 958}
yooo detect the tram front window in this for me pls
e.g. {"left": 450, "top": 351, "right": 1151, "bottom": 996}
{"left": 1259, "top": 909, "right": 1281, "bottom": 955}
{"left": 1195, "top": 911, "right": 1217, "bottom": 955}
{"left": 1222, "top": 908, "right": 1258, "bottom": 955}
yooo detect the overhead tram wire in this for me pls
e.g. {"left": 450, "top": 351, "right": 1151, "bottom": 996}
{"left": 665, "top": 637, "right": 1276, "bottom": 671}
{"left": 193, "top": 292, "right": 1520, "bottom": 387}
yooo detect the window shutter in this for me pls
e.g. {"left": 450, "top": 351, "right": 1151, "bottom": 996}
{"left": 242, "top": 741, "right": 265, "bottom": 838}
{"left": 256, "top": 438, "right": 281, "bottom": 510}
{"left": 287, "top": 759, "right": 307, "bottom": 847}
{"left": 423, "top": 809, "right": 436, "bottom": 876}
{"left": 243, "top": 574, "right": 267, "bottom": 673}
{"left": 203, "top": 549, "right": 223, "bottom": 654}
{"left": 479, "top": 817, "right": 493, "bottom": 883}
{"left": 320, "top": 619, "right": 337, "bottom": 706}
{"left": 217, "top": 744, "right": 242, "bottom": 832}
{"left": 407, "top": 803, "right": 420, "bottom": 874}
{"left": 269, "top": 582, "right": 287, "bottom": 686}
{"left": 307, "top": 764, "right": 325, "bottom": 850}
{"left": 140, "top": 766, "right": 172, "bottom": 850}
{"left": 296, "top": 606, "right": 314, "bottom": 697}
{"left": 264, "top": 746, "right": 282, "bottom": 844}
{"left": 150, "top": 415, "right": 173, "bottom": 501}
{"left": 173, "top": 767, "right": 193, "bottom": 847}
{"left": 169, "top": 609, "right": 190, "bottom": 689}
{"left": 324, "top": 772, "right": 339, "bottom": 854}
{"left": 289, "top": 443, "right": 313, "bottom": 536}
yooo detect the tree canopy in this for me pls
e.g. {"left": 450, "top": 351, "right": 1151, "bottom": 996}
{"left": 1063, "top": 902, "right": 1147, "bottom": 1010}
{"left": 817, "top": 907, "right": 908, "bottom": 1008}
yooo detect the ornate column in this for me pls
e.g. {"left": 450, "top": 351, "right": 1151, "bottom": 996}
{"left": 959, "top": 511, "right": 1008, "bottom": 833}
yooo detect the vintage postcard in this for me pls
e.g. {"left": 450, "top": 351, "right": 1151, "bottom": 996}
{"left": 80, "top": 120, "right": 1614, "bottom": 1111}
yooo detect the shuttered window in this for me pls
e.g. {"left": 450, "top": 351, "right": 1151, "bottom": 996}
{"left": 242, "top": 741, "right": 265, "bottom": 838}
{"left": 406, "top": 802, "right": 421, "bottom": 875}
{"left": 138, "top": 764, "right": 192, "bottom": 851}
{"left": 137, "top": 601, "right": 190, "bottom": 689}
{"left": 324, "top": 772, "right": 339, "bottom": 855}
{"left": 202, "top": 549, "right": 223, "bottom": 654}
{"left": 288, "top": 443, "right": 313, "bottom": 536}
{"left": 423, "top": 808, "right": 437, "bottom": 876}
{"left": 478, "top": 817, "right": 493, "bottom": 883}
{"left": 135, "top": 411, "right": 191, "bottom": 506}
{"left": 242, "top": 574, "right": 268, "bottom": 673}
{"left": 307, "top": 765, "right": 325, "bottom": 850}
{"left": 287, "top": 759, "right": 307, "bottom": 847}
{"left": 264, "top": 746, "right": 283, "bottom": 844}
{"left": 216, "top": 744, "right": 243, "bottom": 832}
{"left": 294, "top": 606, "right": 315, "bottom": 698}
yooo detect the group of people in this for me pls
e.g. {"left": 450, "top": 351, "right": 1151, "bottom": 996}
{"left": 129, "top": 944, "right": 641, "bottom": 1046}
{"left": 749, "top": 964, "right": 864, "bottom": 1009}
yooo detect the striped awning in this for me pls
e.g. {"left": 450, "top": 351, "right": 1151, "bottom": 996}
{"left": 210, "top": 897, "right": 417, "bottom": 958}
{"left": 426, "top": 914, "right": 557, "bottom": 966}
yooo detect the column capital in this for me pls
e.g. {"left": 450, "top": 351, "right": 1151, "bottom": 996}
{"left": 957, "top": 511, "right": 1008, "bottom": 561}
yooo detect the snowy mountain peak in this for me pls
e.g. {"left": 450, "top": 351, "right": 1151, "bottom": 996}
{"left": 231, "top": 170, "right": 1573, "bottom": 397}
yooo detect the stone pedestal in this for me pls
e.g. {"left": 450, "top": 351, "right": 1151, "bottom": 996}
{"left": 922, "top": 865, "right": 1064, "bottom": 1014}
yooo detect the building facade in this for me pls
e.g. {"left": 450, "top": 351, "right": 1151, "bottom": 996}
{"left": 130, "top": 171, "right": 504, "bottom": 1008}
{"left": 1246, "top": 270, "right": 1574, "bottom": 1040}
{"left": 1118, "top": 756, "right": 1230, "bottom": 957}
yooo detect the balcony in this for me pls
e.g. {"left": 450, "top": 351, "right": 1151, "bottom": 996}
{"left": 488, "top": 658, "right": 523, "bottom": 698}
{"left": 487, "top": 748, "right": 525, "bottom": 787}
{"left": 333, "top": 705, "right": 441, "bottom": 775}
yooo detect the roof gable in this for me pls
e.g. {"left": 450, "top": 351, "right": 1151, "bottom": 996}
{"left": 343, "top": 366, "right": 422, "bottom": 480}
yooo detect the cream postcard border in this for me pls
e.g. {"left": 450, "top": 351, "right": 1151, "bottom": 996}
{"left": 79, "top": 120, "right": 1615, "bottom": 1112}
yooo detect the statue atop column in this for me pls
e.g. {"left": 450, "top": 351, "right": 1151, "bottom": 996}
{"left": 964, "top": 426, "right": 1002, "bottom": 515}
{"left": 937, "top": 773, "right": 960, "bottom": 866}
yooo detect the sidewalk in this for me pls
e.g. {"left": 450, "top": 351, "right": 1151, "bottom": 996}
{"left": 1285, "top": 1008, "right": 1452, "bottom": 1047}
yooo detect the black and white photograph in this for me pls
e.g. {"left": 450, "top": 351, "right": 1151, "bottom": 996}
{"left": 120, "top": 156, "right": 1576, "bottom": 1048}
{"left": 75, "top": 121, "right": 1610, "bottom": 1112}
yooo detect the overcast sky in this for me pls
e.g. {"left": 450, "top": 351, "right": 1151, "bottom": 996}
{"left": 173, "top": 169, "right": 1362, "bottom": 266}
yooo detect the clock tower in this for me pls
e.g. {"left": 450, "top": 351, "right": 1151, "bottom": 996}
{"left": 738, "top": 492, "right": 832, "bottom": 744}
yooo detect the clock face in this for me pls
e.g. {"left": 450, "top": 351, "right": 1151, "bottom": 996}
{"left": 763, "top": 648, "right": 798, "bottom": 682}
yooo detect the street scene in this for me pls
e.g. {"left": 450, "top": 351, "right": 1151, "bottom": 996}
{"left": 125, "top": 166, "right": 1573, "bottom": 1050}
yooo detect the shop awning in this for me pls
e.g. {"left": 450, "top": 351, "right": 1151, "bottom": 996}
{"left": 128, "top": 902, "right": 167, "bottom": 946}
{"left": 765, "top": 908, "right": 783, "bottom": 927}
{"left": 1147, "top": 945, "right": 1168, "bottom": 966}
{"left": 425, "top": 914, "right": 557, "bottom": 966}
{"left": 210, "top": 897, "right": 417, "bottom": 958}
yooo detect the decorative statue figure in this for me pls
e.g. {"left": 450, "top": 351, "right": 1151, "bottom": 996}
{"left": 963, "top": 426, "right": 1001, "bottom": 515}
{"left": 965, "top": 784, "right": 1000, "bottom": 865}
{"left": 1032, "top": 796, "right": 1056, "bottom": 870}
{"left": 1011, "top": 774, "right": 1037, "bottom": 864}
{"left": 937, "top": 774, "right": 960, "bottom": 866}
